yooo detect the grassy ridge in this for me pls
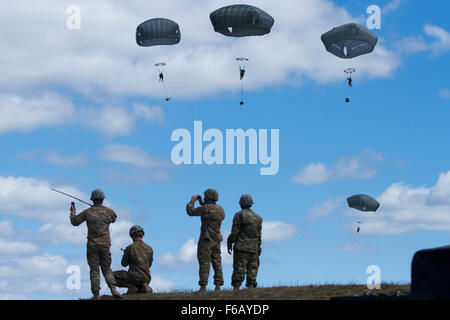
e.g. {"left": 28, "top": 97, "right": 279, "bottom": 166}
{"left": 100, "top": 284, "right": 411, "bottom": 300}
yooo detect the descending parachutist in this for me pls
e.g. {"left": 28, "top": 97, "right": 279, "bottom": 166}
{"left": 159, "top": 72, "right": 164, "bottom": 82}
{"left": 240, "top": 67, "right": 245, "bottom": 80}
{"left": 347, "top": 77, "right": 352, "bottom": 87}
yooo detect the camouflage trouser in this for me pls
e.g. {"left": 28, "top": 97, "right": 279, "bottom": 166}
{"left": 87, "top": 245, "right": 116, "bottom": 293}
{"left": 231, "top": 250, "right": 260, "bottom": 288}
{"left": 197, "top": 240, "right": 224, "bottom": 286}
{"left": 113, "top": 270, "right": 150, "bottom": 289}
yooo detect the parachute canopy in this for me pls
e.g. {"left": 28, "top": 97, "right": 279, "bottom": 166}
{"left": 321, "top": 23, "right": 378, "bottom": 59}
{"left": 344, "top": 67, "right": 356, "bottom": 75}
{"left": 136, "top": 18, "right": 181, "bottom": 47}
{"left": 347, "top": 194, "right": 380, "bottom": 212}
{"left": 210, "top": 4, "right": 274, "bottom": 37}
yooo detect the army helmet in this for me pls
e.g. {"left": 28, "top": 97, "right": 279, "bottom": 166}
{"left": 239, "top": 194, "right": 253, "bottom": 209}
{"left": 204, "top": 188, "right": 219, "bottom": 202}
{"left": 129, "top": 225, "right": 145, "bottom": 238}
{"left": 90, "top": 189, "right": 105, "bottom": 201}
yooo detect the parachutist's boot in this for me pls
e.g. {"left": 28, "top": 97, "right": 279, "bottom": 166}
{"left": 198, "top": 285, "right": 207, "bottom": 293}
{"left": 125, "top": 285, "right": 138, "bottom": 295}
{"left": 215, "top": 285, "right": 221, "bottom": 291}
{"left": 247, "top": 284, "right": 256, "bottom": 290}
{"left": 110, "top": 286, "right": 122, "bottom": 299}
{"left": 91, "top": 291, "right": 100, "bottom": 300}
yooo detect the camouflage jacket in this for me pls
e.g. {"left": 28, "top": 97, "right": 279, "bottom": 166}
{"left": 122, "top": 239, "right": 154, "bottom": 283}
{"left": 186, "top": 200, "right": 225, "bottom": 243}
{"left": 227, "top": 209, "right": 262, "bottom": 253}
{"left": 70, "top": 205, "right": 117, "bottom": 247}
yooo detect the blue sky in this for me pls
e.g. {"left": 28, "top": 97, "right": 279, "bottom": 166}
{"left": 0, "top": 0, "right": 449, "bottom": 299}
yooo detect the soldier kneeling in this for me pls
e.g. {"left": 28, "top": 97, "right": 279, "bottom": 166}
{"left": 113, "top": 226, "right": 154, "bottom": 294}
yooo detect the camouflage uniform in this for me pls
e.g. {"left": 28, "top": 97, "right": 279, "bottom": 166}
{"left": 113, "top": 239, "right": 154, "bottom": 292}
{"left": 227, "top": 207, "right": 262, "bottom": 288}
{"left": 186, "top": 190, "right": 225, "bottom": 287}
{"left": 70, "top": 205, "right": 117, "bottom": 294}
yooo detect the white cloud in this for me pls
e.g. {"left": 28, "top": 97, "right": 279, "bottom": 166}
{"left": 0, "top": 0, "right": 400, "bottom": 100}
{"left": 99, "top": 144, "right": 172, "bottom": 168}
{"left": 0, "top": 176, "right": 88, "bottom": 223}
{"left": 424, "top": 24, "right": 450, "bottom": 54}
{"left": 44, "top": 152, "right": 87, "bottom": 168}
{"left": 382, "top": 0, "right": 407, "bottom": 14}
{"left": 337, "top": 242, "right": 377, "bottom": 253}
{"left": 0, "top": 240, "right": 39, "bottom": 255}
{"left": 307, "top": 196, "right": 345, "bottom": 221}
{"left": 353, "top": 171, "right": 450, "bottom": 234}
{"left": 0, "top": 221, "right": 14, "bottom": 237}
{"left": 0, "top": 293, "right": 27, "bottom": 300}
{"left": 439, "top": 88, "right": 450, "bottom": 99}
{"left": 151, "top": 276, "right": 177, "bottom": 293}
{"left": 159, "top": 221, "right": 297, "bottom": 269}
{"left": 394, "top": 24, "right": 450, "bottom": 56}
{"left": 159, "top": 238, "right": 198, "bottom": 268}
{"left": 262, "top": 221, "right": 298, "bottom": 242}
{"left": 0, "top": 253, "right": 80, "bottom": 298}
{"left": 0, "top": 93, "right": 74, "bottom": 134}
{"left": 292, "top": 150, "right": 381, "bottom": 185}
{"left": 291, "top": 163, "right": 331, "bottom": 185}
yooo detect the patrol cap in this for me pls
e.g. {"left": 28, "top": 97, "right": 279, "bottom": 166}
{"left": 90, "top": 189, "right": 105, "bottom": 201}
{"left": 239, "top": 194, "right": 253, "bottom": 208}
{"left": 204, "top": 189, "right": 219, "bottom": 202}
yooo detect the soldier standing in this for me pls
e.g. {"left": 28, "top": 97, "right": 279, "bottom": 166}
{"left": 186, "top": 189, "right": 225, "bottom": 292}
{"left": 227, "top": 194, "right": 262, "bottom": 290}
{"left": 113, "top": 225, "right": 154, "bottom": 295}
{"left": 70, "top": 189, "right": 122, "bottom": 299}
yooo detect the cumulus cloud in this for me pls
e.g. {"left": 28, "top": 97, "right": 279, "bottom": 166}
{"left": 0, "top": 221, "right": 15, "bottom": 237}
{"left": 382, "top": 0, "right": 407, "bottom": 14}
{"left": 159, "top": 221, "right": 297, "bottom": 269}
{"left": 0, "top": 240, "right": 39, "bottom": 255}
{"left": 44, "top": 152, "right": 87, "bottom": 168}
{"left": 262, "top": 221, "right": 298, "bottom": 242}
{"left": 337, "top": 242, "right": 377, "bottom": 253}
{"left": 159, "top": 238, "right": 198, "bottom": 268}
{"left": 291, "top": 150, "right": 382, "bottom": 185}
{"left": 424, "top": 24, "right": 450, "bottom": 54}
{"left": 394, "top": 24, "right": 450, "bottom": 56}
{"left": 0, "top": 176, "right": 88, "bottom": 223}
{"left": 0, "top": 0, "right": 400, "bottom": 100}
{"left": 351, "top": 171, "right": 450, "bottom": 234}
{"left": 0, "top": 93, "right": 74, "bottom": 134}
{"left": 439, "top": 88, "right": 450, "bottom": 99}
{"left": 307, "top": 196, "right": 346, "bottom": 221}
{"left": 99, "top": 144, "right": 172, "bottom": 168}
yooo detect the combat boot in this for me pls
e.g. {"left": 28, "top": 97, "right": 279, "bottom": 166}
{"left": 125, "top": 285, "right": 139, "bottom": 295}
{"left": 110, "top": 286, "right": 123, "bottom": 299}
{"left": 198, "top": 285, "right": 207, "bottom": 293}
{"left": 139, "top": 283, "right": 153, "bottom": 294}
{"left": 91, "top": 291, "right": 100, "bottom": 300}
{"left": 215, "top": 285, "right": 221, "bottom": 291}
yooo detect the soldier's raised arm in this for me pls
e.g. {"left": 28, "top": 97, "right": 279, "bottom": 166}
{"left": 70, "top": 202, "right": 86, "bottom": 226}
{"left": 186, "top": 195, "right": 206, "bottom": 217}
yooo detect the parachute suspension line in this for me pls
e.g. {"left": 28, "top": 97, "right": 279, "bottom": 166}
{"left": 155, "top": 63, "right": 170, "bottom": 102}
{"left": 240, "top": 77, "right": 245, "bottom": 107}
